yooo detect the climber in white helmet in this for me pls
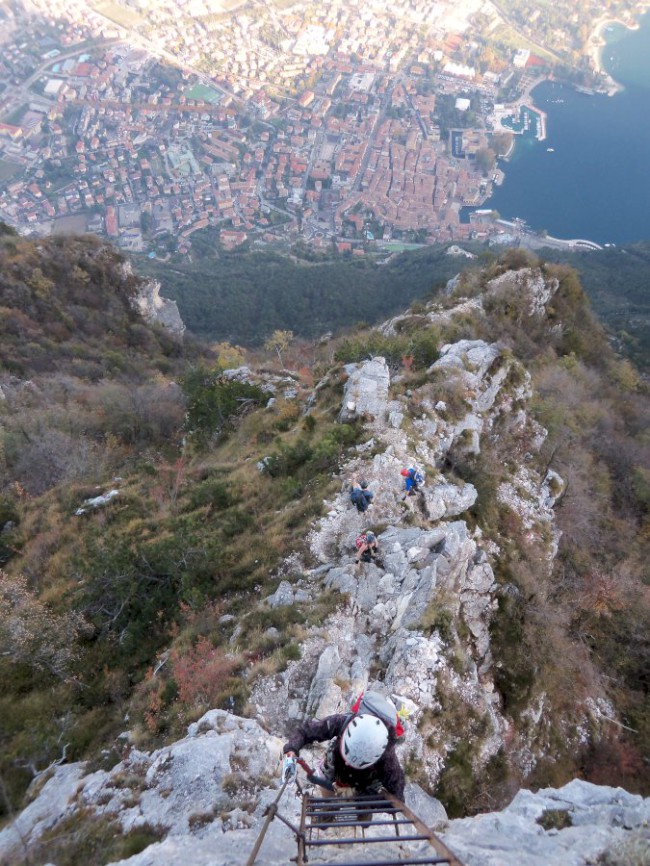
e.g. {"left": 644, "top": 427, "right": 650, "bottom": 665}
{"left": 282, "top": 705, "right": 405, "bottom": 799}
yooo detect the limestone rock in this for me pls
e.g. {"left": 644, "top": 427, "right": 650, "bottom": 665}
{"left": 440, "top": 780, "right": 650, "bottom": 866}
{"left": 0, "top": 764, "right": 87, "bottom": 860}
{"left": 133, "top": 278, "right": 185, "bottom": 337}
{"left": 485, "top": 267, "right": 560, "bottom": 318}
{"left": 422, "top": 480, "right": 478, "bottom": 521}
{"left": 264, "top": 580, "right": 311, "bottom": 607}
{"left": 339, "top": 357, "right": 390, "bottom": 423}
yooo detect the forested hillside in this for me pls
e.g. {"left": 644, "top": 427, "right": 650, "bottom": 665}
{"left": 135, "top": 239, "right": 650, "bottom": 373}
{"left": 135, "top": 244, "right": 475, "bottom": 344}
{"left": 0, "top": 234, "right": 648, "bottom": 860}
{"left": 540, "top": 240, "right": 650, "bottom": 373}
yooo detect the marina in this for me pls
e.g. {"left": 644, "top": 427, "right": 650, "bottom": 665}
{"left": 497, "top": 103, "right": 547, "bottom": 141}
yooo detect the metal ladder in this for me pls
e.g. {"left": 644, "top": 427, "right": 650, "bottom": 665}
{"left": 295, "top": 791, "right": 465, "bottom": 866}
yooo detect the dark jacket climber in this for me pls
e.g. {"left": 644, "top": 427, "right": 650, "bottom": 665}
{"left": 283, "top": 713, "right": 405, "bottom": 799}
{"left": 350, "top": 478, "right": 374, "bottom": 513}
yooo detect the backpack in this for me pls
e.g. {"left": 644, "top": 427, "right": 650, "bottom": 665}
{"left": 355, "top": 534, "right": 367, "bottom": 549}
{"left": 351, "top": 691, "right": 405, "bottom": 738}
{"left": 408, "top": 468, "right": 425, "bottom": 486}
{"left": 350, "top": 487, "right": 364, "bottom": 503}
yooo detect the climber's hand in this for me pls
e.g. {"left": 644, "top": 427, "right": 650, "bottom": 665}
{"left": 282, "top": 754, "right": 297, "bottom": 784}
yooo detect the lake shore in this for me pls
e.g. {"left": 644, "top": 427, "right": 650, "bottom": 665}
{"left": 589, "top": 5, "right": 650, "bottom": 92}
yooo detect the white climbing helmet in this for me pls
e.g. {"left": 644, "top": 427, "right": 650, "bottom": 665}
{"left": 339, "top": 714, "right": 389, "bottom": 769}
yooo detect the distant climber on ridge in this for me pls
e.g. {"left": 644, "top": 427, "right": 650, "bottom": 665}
{"left": 282, "top": 692, "right": 405, "bottom": 799}
{"left": 349, "top": 475, "right": 374, "bottom": 513}
{"left": 401, "top": 467, "right": 424, "bottom": 499}
{"left": 355, "top": 531, "right": 379, "bottom": 564}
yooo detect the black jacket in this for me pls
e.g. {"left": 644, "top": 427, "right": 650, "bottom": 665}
{"left": 283, "top": 713, "right": 405, "bottom": 800}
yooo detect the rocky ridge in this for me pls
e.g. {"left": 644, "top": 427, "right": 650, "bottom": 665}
{"left": 1, "top": 267, "right": 643, "bottom": 866}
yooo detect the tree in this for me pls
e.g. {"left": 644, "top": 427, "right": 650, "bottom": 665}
{"left": 264, "top": 329, "right": 293, "bottom": 366}
{"left": 0, "top": 572, "right": 83, "bottom": 680}
{"left": 182, "top": 368, "right": 265, "bottom": 444}
{"left": 475, "top": 147, "right": 497, "bottom": 176}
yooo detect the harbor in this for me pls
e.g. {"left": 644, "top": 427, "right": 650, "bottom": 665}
{"left": 497, "top": 103, "right": 547, "bottom": 141}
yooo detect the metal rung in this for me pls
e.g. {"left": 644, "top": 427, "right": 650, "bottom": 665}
{"left": 308, "top": 818, "right": 413, "bottom": 828}
{"left": 306, "top": 833, "right": 432, "bottom": 846}
{"left": 305, "top": 803, "right": 400, "bottom": 815}
{"left": 308, "top": 801, "right": 395, "bottom": 809}
{"left": 312, "top": 859, "right": 448, "bottom": 866}
{"left": 307, "top": 801, "right": 397, "bottom": 810}
{"left": 293, "top": 790, "right": 466, "bottom": 866}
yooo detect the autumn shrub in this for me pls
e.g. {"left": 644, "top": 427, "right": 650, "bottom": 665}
{"left": 274, "top": 399, "right": 301, "bottom": 431}
{"left": 170, "top": 638, "right": 237, "bottom": 709}
{"left": 425, "top": 368, "right": 470, "bottom": 421}
{"left": 97, "top": 381, "right": 185, "bottom": 446}
{"left": 10, "top": 429, "right": 105, "bottom": 496}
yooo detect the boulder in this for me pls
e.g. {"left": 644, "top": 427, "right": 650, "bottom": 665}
{"left": 339, "top": 357, "right": 390, "bottom": 423}
{"left": 422, "top": 481, "right": 478, "bottom": 521}
{"left": 440, "top": 780, "right": 650, "bottom": 866}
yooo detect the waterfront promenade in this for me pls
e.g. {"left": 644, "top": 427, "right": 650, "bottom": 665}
{"left": 496, "top": 220, "right": 603, "bottom": 252}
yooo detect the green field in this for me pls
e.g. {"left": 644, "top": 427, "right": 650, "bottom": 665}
{"left": 186, "top": 83, "right": 222, "bottom": 104}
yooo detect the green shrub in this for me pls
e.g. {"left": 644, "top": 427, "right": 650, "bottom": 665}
{"left": 419, "top": 605, "right": 453, "bottom": 641}
{"left": 182, "top": 368, "right": 266, "bottom": 444}
{"left": 434, "top": 741, "right": 476, "bottom": 818}
{"left": 489, "top": 589, "right": 536, "bottom": 715}
{"left": 537, "top": 809, "right": 573, "bottom": 831}
{"left": 186, "top": 478, "right": 234, "bottom": 511}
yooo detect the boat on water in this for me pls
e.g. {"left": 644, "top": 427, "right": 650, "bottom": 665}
{"left": 547, "top": 147, "right": 555, "bottom": 152}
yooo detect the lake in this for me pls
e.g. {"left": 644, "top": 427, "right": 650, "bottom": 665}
{"left": 478, "top": 11, "right": 650, "bottom": 245}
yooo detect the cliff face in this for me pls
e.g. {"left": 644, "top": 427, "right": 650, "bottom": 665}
{"left": 131, "top": 273, "right": 186, "bottom": 338}
{"left": 2, "top": 258, "right": 648, "bottom": 865}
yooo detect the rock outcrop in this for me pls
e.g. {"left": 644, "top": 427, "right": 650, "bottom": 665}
{"left": 441, "top": 779, "right": 650, "bottom": 866}
{"left": 255, "top": 322, "right": 574, "bottom": 788}
{"left": 133, "top": 278, "right": 186, "bottom": 338}
{"left": 3, "top": 732, "right": 647, "bottom": 866}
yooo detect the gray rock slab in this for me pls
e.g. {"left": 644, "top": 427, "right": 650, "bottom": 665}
{"left": 0, "top": 763, "right": 86, "bottom": 859}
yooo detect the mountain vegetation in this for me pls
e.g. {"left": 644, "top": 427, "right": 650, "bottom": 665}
{"left": 540, "top": 239, "right": 650, "bottom": 373}
{"left": 134, "top": 243, "right": 474, "bottom": 345}
{"left": 0, "top": 232, "right": 648, "bottom": 844}
{"left": 134, "top": 239, "right": 650, "bottom": 374}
